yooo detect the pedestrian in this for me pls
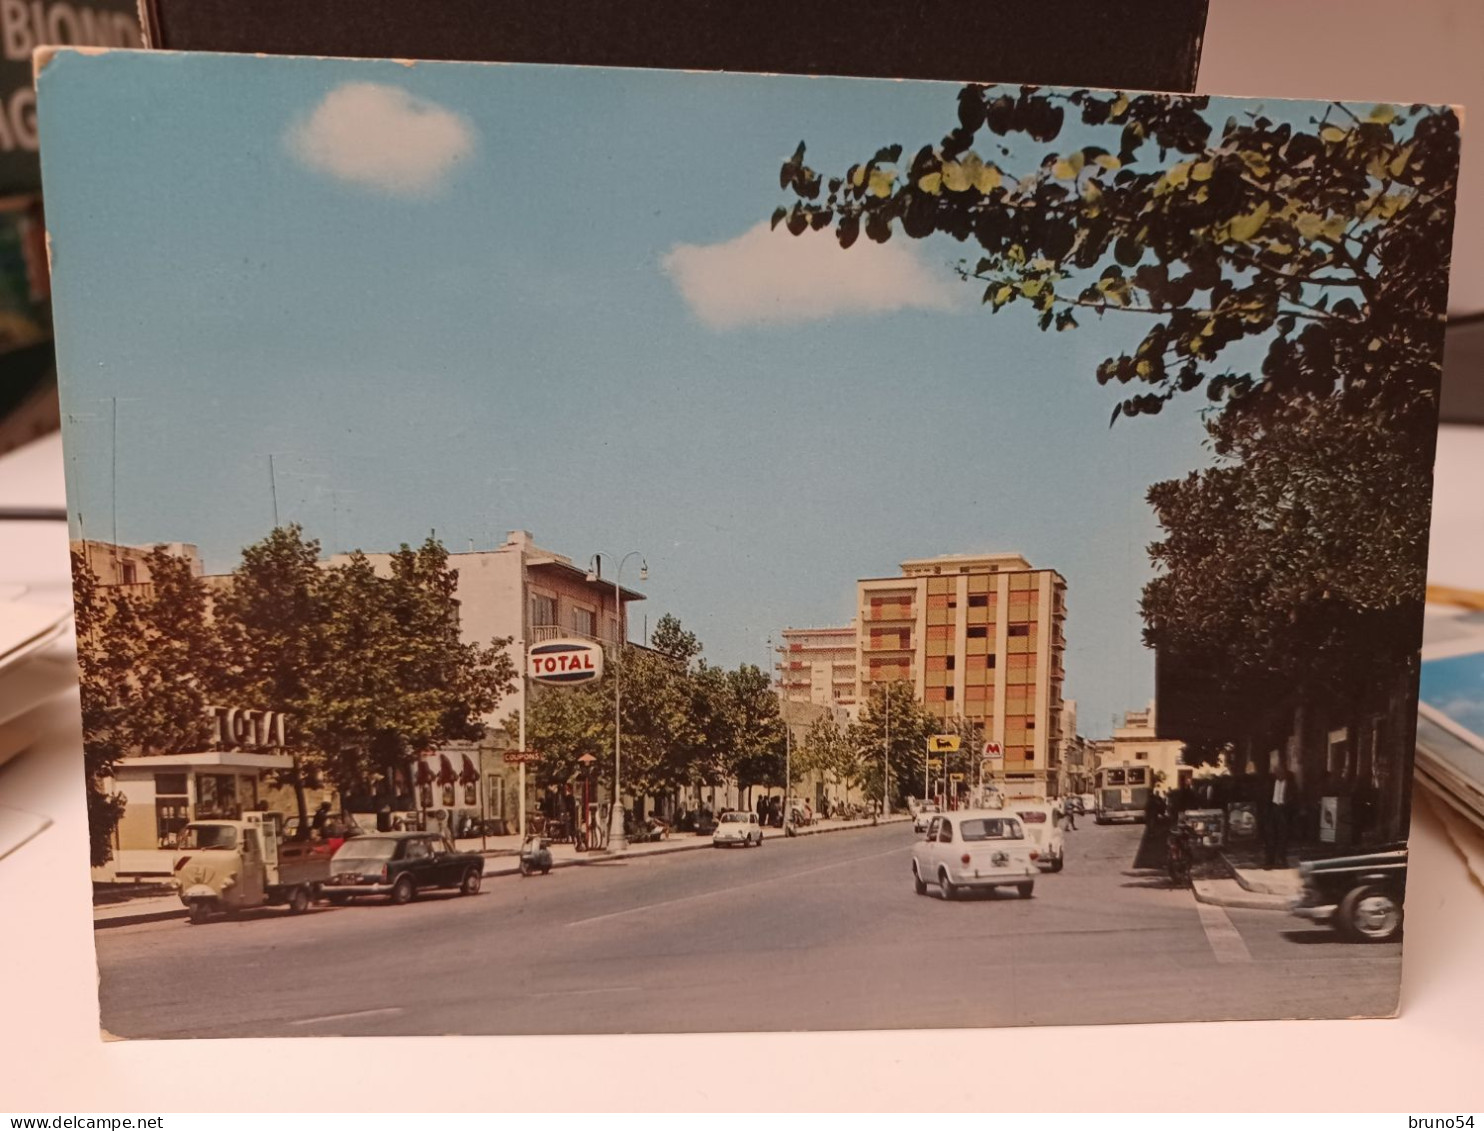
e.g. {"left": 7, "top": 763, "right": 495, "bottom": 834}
{"left": 1264, "top": 762, "right": 1294, "bottom": 869}
{"left": 1063, "top": 797, "right": 1077, "bottom": 831}
{"left": 311, "top": 800, "right": 332, "bottom": 835}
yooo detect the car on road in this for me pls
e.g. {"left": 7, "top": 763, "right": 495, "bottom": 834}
{"left": 712, "top": 810, "right": 763, "bottom": 848}
{"left": 1011, "top": 801, "right": 1066, "bottom": 872}
{"left": 912, "top": 802, "right": 942, "bottom": 834}
{"left": 322, "top": 832, "right": 485, "bottom": 905}
{"left": 911, "top": 810, "right": 1039, "bottom": 900}
{"left": 1290, "top": 845, "right": 1407, "bottom": 942}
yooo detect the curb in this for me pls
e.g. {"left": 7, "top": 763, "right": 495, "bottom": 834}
{"left": 1219, "top": 852, "right": 1302, "bottom": 897}
{"left": 1192, "top": 878, "right": 1293, "bottom": 912}
{"left": 94, "top": 816, "right": 913, "bottom": 927}
{"left": 485, "top": 815, "right": 911, "bottom": 874}
{"left": 94, "top": 906, "right": 187, "bottom": 930}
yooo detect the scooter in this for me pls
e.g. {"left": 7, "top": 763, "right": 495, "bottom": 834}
{"left": 519, "top": 833, "right": 553, "bottom": 876}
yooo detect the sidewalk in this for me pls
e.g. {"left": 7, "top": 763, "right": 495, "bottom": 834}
{"left": 94, "top": 814, "right": 912, "bottom": 929}
{"left": 1192, "top": 847, "right": 1304, "bottom": 911}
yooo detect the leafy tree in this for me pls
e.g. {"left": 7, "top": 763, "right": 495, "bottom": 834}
{"left": 727, "top": 663, "right": 787, "bottom": 799}
{"left": 796, "top": 712, "right": 856, "bottom": 798}
{"left": 650, "top": 613, "right": 702, "bottom": 666}
{"left": 120, "top": 547, "right": 224, "bottom": 755}
{"left": 307, "top": 539, "right": 518, "bottom": 801}
{"left": 72, "top": 551, "right": 132, "bottom": 866}
{"left": 847, "top": 682, "right": 937, "bottom": 808}
{"left": 774, "top": 86, "right": 1458, "bottom": 770}
{"left": 214, "top": 525, "right": 330, "bottom": 821}
{"left": 775, "top": 87, "right": 1456, "bottom": 438}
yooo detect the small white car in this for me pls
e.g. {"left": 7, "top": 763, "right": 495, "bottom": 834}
{"left": 911, "top": 810, "right": 1038, "bottom": 900}
{"left": 712, "top": 810, "right": 763, "bottom": 848}
{"left": 1012, "top": 801, "right": 1066, "bottom": 873}
{"left": 913, "top": 802, "right": 942, "bottom": 834}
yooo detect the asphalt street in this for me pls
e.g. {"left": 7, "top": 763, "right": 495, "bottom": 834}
{"left": 95, "top": 821, "right": 1401, "bottom": 1038}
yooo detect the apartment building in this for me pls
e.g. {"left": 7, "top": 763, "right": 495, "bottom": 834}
{"left": 855, "top": 552, "right": 1067, "bottom": 799}
{"left": 778, "top": 625, "right": 858, "bottom": 714}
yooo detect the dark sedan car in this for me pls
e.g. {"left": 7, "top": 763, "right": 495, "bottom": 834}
{"left": 1290, "top": 845, "right": 1406, "bottom": 942}
{"left": 322, "top": 832, "right": 484, "bottom": 905}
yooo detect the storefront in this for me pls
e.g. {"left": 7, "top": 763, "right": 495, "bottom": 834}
{"left": 94, "top": 749, "right": 297, "bottom": 880}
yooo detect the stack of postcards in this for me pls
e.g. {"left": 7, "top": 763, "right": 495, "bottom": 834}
{"left": 1417, "top": 607, "right": 1484, "bottom": 835}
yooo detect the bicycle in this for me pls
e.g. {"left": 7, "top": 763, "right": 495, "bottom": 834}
{"left": 1167, "top": 824, "right": 1194, "bottom": 888}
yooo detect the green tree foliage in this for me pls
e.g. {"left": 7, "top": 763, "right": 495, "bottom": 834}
{"left": 846, "top": 682, "right": 937, "bottom": 808}
{"left": 524, "top": 614, "right": 726, "bottom": 799}
{"left": 299, "top": 538, "right": 518, "bottom": 799}
{"left": 72, "top": 551, "right": 131, "bottom": 866}
{"left": 796, "top": 712, "right": 856, "bottom": 795}
{"left": 121, "top": 547, "right": 223, "bottom": 755}
{"left": 776, "top": 88, "right": 1456, "bottom": 436}
{"left": 213, "top": 525, "right": 329, "bottom": 820}
{"left": 71, "top": 547, "right": 224, "bottom": 862}
{"left": 727, "top": 663, "right": 787, "bottom": 795}
{"left": 775, "top": 87, "right": 1458, "bottom": 738}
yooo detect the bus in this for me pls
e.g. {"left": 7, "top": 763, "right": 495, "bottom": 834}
{"left": 1094, "top": 763, "right": 1153, "bottom": 824}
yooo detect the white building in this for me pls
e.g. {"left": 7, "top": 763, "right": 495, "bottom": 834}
{"left": 1110, "top": 701, "right": 1186, "bottom": 793}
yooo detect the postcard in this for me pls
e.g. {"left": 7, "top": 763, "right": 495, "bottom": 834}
{"left": 37, "top": 49, "right": 1461, "bottom": 1036}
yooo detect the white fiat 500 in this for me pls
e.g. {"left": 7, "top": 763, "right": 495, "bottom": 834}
{"left": 911, "top": 810, "right": 1038, "bottom": 900}
{"left": 712, "top": 810, "right": 763, "bottom": 848}
{"left": 1011, "top": 802, "right": 1066, "bottom": 873}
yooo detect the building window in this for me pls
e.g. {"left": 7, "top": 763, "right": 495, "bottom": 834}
{"left": 155, "top": 773, "right": 187, "bottom": 796}
{"left": 531, "top": 594, "right": 557, "bottom": 627}
{"left": 968, "top": 594, "right": 988, "bottom": 608}
{"left": 986, "top": 654, "right": 997, "bottom": 669}
{"left": 1026, "top": 719, "right": 1035, "bottom": 730}
{"left": 945, "top": 655, "right": 956, "bottom": 671}
{"left": 1008, "top": 624, "right": 1030, "bottom": 637}
{"left": 572, "top": 606, "right": 597, "bottom": 637}
{"left": 944, "top": 686, "right": 955, "bottom": 701}
{"left": 967, "top": 626, "right": 987, "bottom": 639}
{"left": 121, "top": 561, "right": 138, "bottom": 584}
{"left": 195, "top": 774, "right": 239, "bottom": 819}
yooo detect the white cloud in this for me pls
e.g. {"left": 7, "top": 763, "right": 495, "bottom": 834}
{"left": 286, "top": 82, "right": 475, "bottom": 198}
{"left": 661, "top": 222, "right": 964, "bottom": 330}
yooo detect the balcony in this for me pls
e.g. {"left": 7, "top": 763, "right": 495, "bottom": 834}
{"left": 862, "top": 637, "right": 913, "bottom": 653}
{"left": 862, "top": 604, "right": 915, "bottom": 624}
{"left": 530, "top": 623, "right": 610, "bottom": 648}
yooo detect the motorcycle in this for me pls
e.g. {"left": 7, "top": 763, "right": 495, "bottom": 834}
{"left": 519, "top": 833, "right": 553, "bottom": 876}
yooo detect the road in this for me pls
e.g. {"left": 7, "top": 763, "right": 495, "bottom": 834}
{"left": 95, "top": 821, "right": 1401, "bottom": 1038}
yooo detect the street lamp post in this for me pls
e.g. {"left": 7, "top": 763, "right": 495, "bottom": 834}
{"left": 771, "top": 637, "right": 791, "bottom": 828}
{"left": 588, "top": 551, "right": 647, "bottom": 853}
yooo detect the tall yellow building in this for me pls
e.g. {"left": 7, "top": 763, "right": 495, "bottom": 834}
{"left": 855, "top": 553, "right": 1068, "bottom": 799}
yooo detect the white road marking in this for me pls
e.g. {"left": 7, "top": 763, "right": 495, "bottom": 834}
{"left": 567, "top": 843, "right": 911, "bottom": 927}
{"left": 525, "top": 986, "right": 640, "bottom": 998}
{"left": 289, "top": 1006, "right": 404, "bottom": 1026}
{"left": 1196, "top": 900, "right": 1253, "bottom": 964}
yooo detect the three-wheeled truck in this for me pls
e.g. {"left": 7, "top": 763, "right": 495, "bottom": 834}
{"left": 172, "top": 811, "right": 330, "bottom": 924}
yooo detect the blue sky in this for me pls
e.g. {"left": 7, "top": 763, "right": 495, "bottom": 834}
{"left": 37, "top": 51, "right": 1346, "bottom": 735}
{"left": 1421, "top": 653, "right": 1484, "bottom": 740}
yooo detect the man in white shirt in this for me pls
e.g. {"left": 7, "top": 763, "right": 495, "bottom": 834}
{"left": 1263, "top": 763, "right": 1294, "bottom": 869}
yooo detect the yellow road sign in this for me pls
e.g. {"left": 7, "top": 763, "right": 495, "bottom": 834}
{"left": 949, "top": 773, "right": 965, "bottom": 783}
{"left": 928, "top": 734, "right": 961, "bottom": 753}
{"left": 926, "top": 758, "right": 943, "bottom": 769}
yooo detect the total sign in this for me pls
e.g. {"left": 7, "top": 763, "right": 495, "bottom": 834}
{"left": 528, "top": 638, "right": 605, "bottom": 686}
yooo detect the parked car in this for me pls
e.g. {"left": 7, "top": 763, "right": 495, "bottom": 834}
{"left": 1290, "top": 845, "right": 1407, "bottom": 942}
{"left": 712, "top": 810, "right": 763, "bottom": 848}
{"left": 911, "top": 810, "right": 1039, "bottom": 900}
{"left": 1011, "top": 801, "right": 1066, "bottom": 872}
{"left": 913, "top": 802, "right": 942, "bottom": 834}
{"left": 322, "top": 832, "right": 485, "bottom": 905}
